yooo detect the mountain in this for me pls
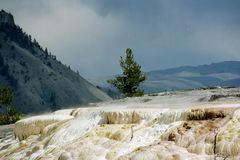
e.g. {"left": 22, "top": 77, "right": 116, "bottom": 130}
{"left": 90, "top": 61, "right": 240, "bottom": 95}
{"left": 143, "top": 61, "right": 240, "bottom": 92}
{"left": 0, "top": 10, "right": 111, "bottom": 113}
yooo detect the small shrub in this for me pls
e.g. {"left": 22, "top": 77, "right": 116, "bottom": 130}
{"left": 47, "top": 62, "right": 52, "bottom": 68}
{"left": 209, "top": 94, "right": 240, "bottom": 101}
{"left": 96, "top": 85, "right": 101, "bottom": 89}
{"left": 148, "top": 93, "right": 159, "bottom": 96}
{"left": 0, "top": 86, "right": 21, "bottom": 124}
{"left": 0, "top": 106, "right": 22, "bottom": 125}
{"left": 11, "top": 45, "right": 15, "bottom": 50}
{"left": 11, "top": 53, "right": 16, "bottom": 59}
{"left": 209, "top": 95, "right": 224, "bottom": 101}
{"left": 3, "top": 36, "right": 8, "bottom": 41}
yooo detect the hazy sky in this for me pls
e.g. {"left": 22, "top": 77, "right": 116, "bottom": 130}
{"left": 1, "top": 0, "right": 240, "bottom": 78}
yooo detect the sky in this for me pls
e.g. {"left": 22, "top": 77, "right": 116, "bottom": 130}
{"left": 1, "top": 0, "right": 240, "bottom": 78}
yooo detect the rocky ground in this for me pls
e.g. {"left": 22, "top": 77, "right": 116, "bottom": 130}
{"left": 0, "top": 87, "right": 240, "bottom": 160}
{"left": 0, "top": 124, "right": 16, "bottom": 151}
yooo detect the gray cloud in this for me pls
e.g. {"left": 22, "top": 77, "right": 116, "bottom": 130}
{"left": 1, "top": 0, "right": 240, "bottom": 78}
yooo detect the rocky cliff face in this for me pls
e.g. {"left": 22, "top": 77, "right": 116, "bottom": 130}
{"left": 0, "top": 10, "right": 14, "bottom": 26}
{"left": 0, "top": 10, "right": 111, "bottom": 113}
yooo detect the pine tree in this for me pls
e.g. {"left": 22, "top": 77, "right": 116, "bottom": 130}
{"left": 0, "top": 86, "right": 13, "bottom": 108}
{"left": 107, "top": 48, "right": 146, "bottom": 97}
{"left": 44, "top": 48, "right": 48, "bottom": 54}
{"left": 0, "top": 86, "right": 21, "bottom": 124}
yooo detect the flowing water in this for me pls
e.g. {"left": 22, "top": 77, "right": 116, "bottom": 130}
{"left": 0, "top": 87, "right": 240, "bottom": 160}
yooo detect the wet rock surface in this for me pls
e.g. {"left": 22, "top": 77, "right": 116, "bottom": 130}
{"left": 0, "top": 87, "right": 240, "bottom": 160}
{"left": 0, "top": 124, "right": 16, "bottom": 151}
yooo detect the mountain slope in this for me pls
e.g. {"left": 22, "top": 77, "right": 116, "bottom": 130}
{"left": 143, "top": 61, "right": 240, "bottom": 92}
{"left": 0, "top": 10, "right": 111, "bottom": 113}
{"left": 90, "top": 61, "right": 240, "bottom": 95}
{"left": 149, "top": 61, "right": 240, "bottom": 75}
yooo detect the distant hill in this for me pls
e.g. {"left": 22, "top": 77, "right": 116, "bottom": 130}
{"left": 90, "top": 61, "right": 240, "bottom": 95}
{"left": 143, "top": 61, "right": 240, "bottom": 93}
{"left": 0, "top": 10, "right": 111, "bottom": 113}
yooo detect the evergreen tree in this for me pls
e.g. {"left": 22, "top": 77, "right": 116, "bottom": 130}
{"left": 0, "top": 86, "right": 13, "bottom": 108}
{"left": 0, "top": 86, "right": 21, "bottom": 124}
{"left": 44, "top": 48, "right": 48, "bottom": 54}
{"left": 107, "top": 48, "right": 146, "bottom": 97}
{"left": 0, "top": 52, "right": 4, "bottom": 65}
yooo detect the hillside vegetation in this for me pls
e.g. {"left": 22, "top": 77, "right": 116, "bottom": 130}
{"left": 91, "top": 61, "right": 240, "bottom": 95}
{"left": 0, "top": 10, "right": 111, "bottom": 113}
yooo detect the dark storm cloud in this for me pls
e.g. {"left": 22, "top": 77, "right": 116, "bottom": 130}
{"left": 1, "top": 0, "right": 240, "bottom": 78}
{"left": 80, "top": 0, "right": 240, "bottom": 68}
{"left": 81, "top": 0, "right": 240, "bottom": 25}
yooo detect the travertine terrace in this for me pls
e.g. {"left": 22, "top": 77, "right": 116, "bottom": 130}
{"left": 0, "top": 87, "right": 240, "bottom": 160}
